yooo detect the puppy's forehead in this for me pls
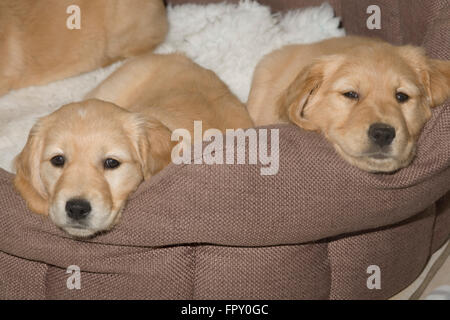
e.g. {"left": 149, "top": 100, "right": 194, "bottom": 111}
{"left": 56, "top": 100, "right": 127, "bottom": 119}
{"left": 44, "top": 101, "right": 134, "bottom": 149}
{"left": 49, "top": 100, "right": 128, "bottom": 128}
{"left": 344, "top": 46, "right": 417, "bottom": 73}
{"left": 332, "top": 49, "right": 421, "bottom": 90}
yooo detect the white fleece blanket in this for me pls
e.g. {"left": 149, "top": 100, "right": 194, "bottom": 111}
{"left": 0, "top": 1, "right": 345, "bottom": 173}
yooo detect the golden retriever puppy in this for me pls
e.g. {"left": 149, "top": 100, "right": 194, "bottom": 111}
{"left": 14, "top": 53, "right": 252, "bottom": 237}
{"left": 0, "top": 0, "right": 167, "bottom": 97}
{"left": 248, "top": 36, "right": 450, "bottom": 172}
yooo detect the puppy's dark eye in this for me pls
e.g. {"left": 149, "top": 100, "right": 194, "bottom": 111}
{"left": 396, "top": 92, "right": 409, "bottom": 103}
{"left": 343, "top": 91, "right": 359, "bottom": 100}
{"left": 104, "top": 158, "right": 121, "bottom": 169}
{"left": 50, "top": 155, "right": 65, "bottom": 167}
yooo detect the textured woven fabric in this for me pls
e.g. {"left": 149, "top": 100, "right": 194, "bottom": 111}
{"left": 1, "top": 119, "right": 448, "bottom": 249}
{"left": 0, "top": 204, "right": 447, "bottom": 299}
{"left": 0, "top": 0, "right": 449, "bottom": 300}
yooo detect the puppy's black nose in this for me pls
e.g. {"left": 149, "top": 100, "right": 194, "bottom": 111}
{"left": 368, "top": 123, "right": 396, "bottom": 147}
{"left": 66, "top": 199, "right": 91, "bottom": 220}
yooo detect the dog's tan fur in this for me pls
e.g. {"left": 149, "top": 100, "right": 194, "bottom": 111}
{"left": 248, "top": 36, "right": 450, "bottom": 172}
{"left": 0, "top": 0, "right": 168, "bottom": 97}
{"left": 14, "top": 53, "right": 253, "bottom": 237}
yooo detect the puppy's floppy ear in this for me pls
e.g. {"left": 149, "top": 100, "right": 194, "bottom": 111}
{"left": 278, "top": 58, "right": 331, "bottom": 131}
{"left": 423, "top": 59, "right": 450, "bottom": 107}
{"left": 399, "top": 46, "right": 450, "bottom": 107}
{"left": 14, "top": 121, "right": 49, "bottom": 215}
{"left": 145, "top": 118, "right": 175, "bottom": 178}
{"left": 126, "top": 113, "right": 174, "bottom": 180}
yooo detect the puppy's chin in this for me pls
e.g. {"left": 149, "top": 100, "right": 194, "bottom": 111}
{"left": 63, "top": 226, "right": 99, "bottom": 238}
{"left": 332, "top": 143, "right": 416, "bottom": 173}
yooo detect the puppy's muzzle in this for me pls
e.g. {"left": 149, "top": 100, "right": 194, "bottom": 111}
{"left": 65, "top": 198, "right": 92, "bottom": 220}
{"left": 368, "top": 123, "right": 396, "bottom": 147}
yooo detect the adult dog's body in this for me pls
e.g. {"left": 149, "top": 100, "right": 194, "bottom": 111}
{"left": 248, "top": 36, "right": 450, "bottom": 172}
{"left": 14, "top": 53, "right": 252, "bottom": 237}
{"left": 0, "top": 0, "right": 167, "bottom": 96}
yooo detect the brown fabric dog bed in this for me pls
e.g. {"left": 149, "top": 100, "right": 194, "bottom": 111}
{"left": 0, "top": 0, "right": 449, "bottom": 299}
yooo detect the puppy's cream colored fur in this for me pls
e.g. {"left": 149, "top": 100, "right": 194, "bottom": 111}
{"left": 248, "top": 36, "right": 450, "bottom": 172}
{"left": 15, "top": 53, "right": 253, "bottom": 237}
{"left": 0, "top": 0, "right": 167, "bottom": 96}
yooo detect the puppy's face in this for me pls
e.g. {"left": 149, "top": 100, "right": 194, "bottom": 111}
{"left": 284, "top": 44, "right": 450, "bottom": 172}
{"left": 14, "top": 99, "right": 172, "bottom": 237}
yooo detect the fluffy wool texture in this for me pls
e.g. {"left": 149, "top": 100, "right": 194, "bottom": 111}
{"left": 0, "top": 1, "right": 344, "bottom": 173}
